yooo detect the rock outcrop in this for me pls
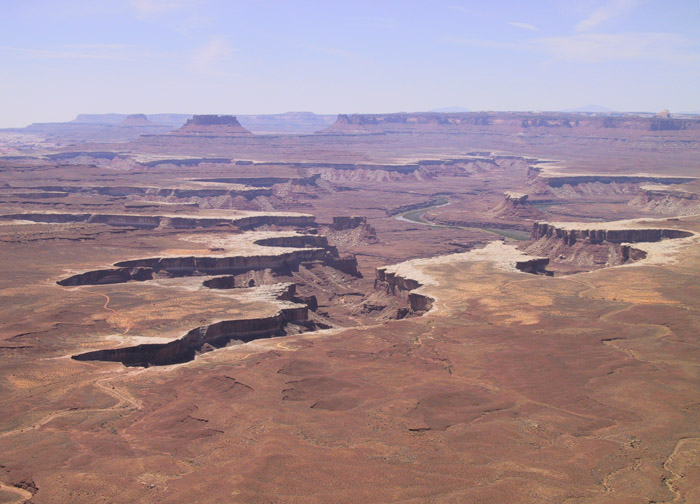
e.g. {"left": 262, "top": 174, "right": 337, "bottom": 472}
{"left": 375, "top": 267, "right": 433, "bottom": 314}
{"left": 488, "top": 192, "right": 542, "bottom": 220}
{"left": 526, "top": 221, "right": 694, "bottom": 271}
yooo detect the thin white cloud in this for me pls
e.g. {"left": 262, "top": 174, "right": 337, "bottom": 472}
{"left": 576, "top": 0, "right": 640, "bottom": 32}
{"left": 442, "top": 32, "right": 700, "bottom": 64}
{"left": 189, "top": 36, "right": 236, "bottom": 73}
{"left": 508, "top": 22, "right": 539, "bottom": 32}
{"left": 534, "top": 32, "right": 699, "bottom": 63}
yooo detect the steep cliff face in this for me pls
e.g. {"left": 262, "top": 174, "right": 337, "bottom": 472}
{"left": 531, "top": 222, "right": 692, "bottom": 245}
{"left": 173, "top": 115, "right": 253, "bottom": 136}
{"left": 375, "top": 267, "right": 433, "bottom": 313}
{"left": 73, "top": 300, "right": 310, "bottom": 366}
{"left": 58, "top": 233, "right": 360, "bottom": 286}
{"left": 526, "top": 221, "right": 694, "bottom": 272}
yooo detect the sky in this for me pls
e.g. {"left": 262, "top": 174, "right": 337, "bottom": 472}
{"left": 1, "top": 0, "right": 699, "bottom": 127}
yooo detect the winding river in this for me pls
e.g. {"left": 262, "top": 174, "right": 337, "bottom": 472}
{"left": 393, "top": 197, "right": 531, "bottom": 241}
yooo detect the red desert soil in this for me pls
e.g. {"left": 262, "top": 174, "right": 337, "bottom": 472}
{"left": 0, "top": 112, "right": 699, "bottom": 503}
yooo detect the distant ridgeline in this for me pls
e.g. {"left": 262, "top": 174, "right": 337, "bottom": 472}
{"left": 321, "top": 112, "right": 700, "bottom": 134}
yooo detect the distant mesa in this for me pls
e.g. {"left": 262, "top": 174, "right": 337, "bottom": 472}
{"left": 119, "top": 114, "right": 158, "bottom": 127}
{"left": 174, "top": 115, "right": 253, "bottom": 136}
{"left": 321, "top": 111, "right": 700, "bottom": 134}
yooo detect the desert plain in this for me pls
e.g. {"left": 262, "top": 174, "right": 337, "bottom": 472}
{"left": 0, "top": 111, "right": 699, "bottom": 503}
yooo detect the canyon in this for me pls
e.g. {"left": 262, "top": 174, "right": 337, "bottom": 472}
{"left": 0, "top": 111, "right": 699, "bottom": 503}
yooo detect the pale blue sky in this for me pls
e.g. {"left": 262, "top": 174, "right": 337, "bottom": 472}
{"left": 1, "top": 0, "right": 699, "bottom": 127}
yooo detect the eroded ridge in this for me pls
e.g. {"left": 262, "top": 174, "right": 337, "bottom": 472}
{"left": 61, "top": 228, "right": 370, "bottom": 365}
{"left": 526, "top": 219, "right": 696, "bottom": 274}
{"left": 57, "top": 232, "right": 360, "bottom": 286}
{"left": 72, "top": 284, "right": 311, "bottom": 367}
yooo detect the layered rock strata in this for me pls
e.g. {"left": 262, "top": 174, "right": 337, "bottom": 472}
{"left": 527, "top": 220, "right": 695, "bottom": 270}
{"left": 58, "top": 238, "right": 360, "bottom": 286}
{"left": 532, "top": 222, "right": 693, "bottom": 245}
{"left": 527, "top": 166, "right": 696, "bottom": 189}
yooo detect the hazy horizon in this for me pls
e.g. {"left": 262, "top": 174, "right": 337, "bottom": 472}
{"left": 1, "top": 0, "right": 699, "bottom": 128}
{"left": 10, "top": 105, "right": 700, "bottom": 130}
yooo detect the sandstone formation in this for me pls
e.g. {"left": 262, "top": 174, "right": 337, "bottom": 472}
{"left": 488, "top": 192, "right": 542, "bottom": 220}
{"left": 531, "top": 221, "right": 693, "bottom": 245}
{"left": 73, "top": 284, "right": 311, "bottom": 367}
{"left": 526, "top": 220, "right": 695, "bottom": 272}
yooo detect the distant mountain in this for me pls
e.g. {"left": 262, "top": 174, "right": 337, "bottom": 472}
{"left": 430, "top": 107, "right": 470, "bottom": 113}
{"left": 562, "top": 105, "right": 614, "bottom": 114}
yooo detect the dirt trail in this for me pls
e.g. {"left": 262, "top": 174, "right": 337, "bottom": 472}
{"left": 0, "top": 369, "right": 143, "bottom": 440}
{"left": 662, "top": 437, "right": 700, "bottom": 503}
{"left": 96, "top": 292, "right": 133, "bottom": 335}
